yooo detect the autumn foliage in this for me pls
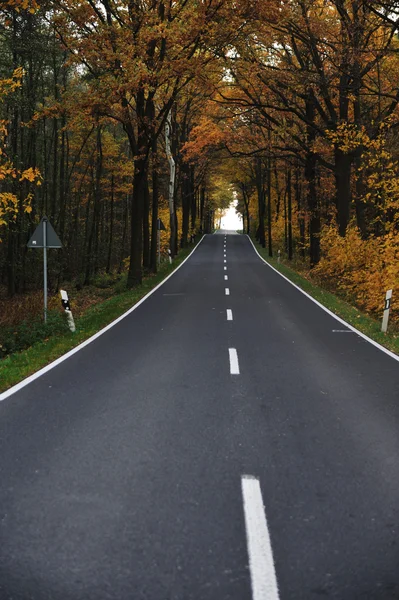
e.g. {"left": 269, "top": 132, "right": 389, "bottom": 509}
{"left": 1, "top": 0, "right": 399, "bottom": 326}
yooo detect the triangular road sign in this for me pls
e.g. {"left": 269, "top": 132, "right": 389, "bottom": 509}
{"left": 27, "top": 217, "right": 62, "bottom": 249}
{"left": 157, "top": 218, "right": 166, "bottom": 231}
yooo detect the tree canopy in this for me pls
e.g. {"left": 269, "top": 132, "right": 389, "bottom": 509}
{"left": 1, "top": 0, "right": 399, "bottom": 320}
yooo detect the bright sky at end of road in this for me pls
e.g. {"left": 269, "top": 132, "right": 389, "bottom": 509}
{"left": 220, "top": 201, "right": 242, "bottom": 231}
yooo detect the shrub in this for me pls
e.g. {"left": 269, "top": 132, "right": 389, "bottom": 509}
{"left": 314, "top": 225, "right": 399, "bottom": 320}
{"left": 0, "top": 310, "right": 67, "bottom": 358}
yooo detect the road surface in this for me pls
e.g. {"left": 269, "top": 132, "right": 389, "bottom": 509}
{"left": 1, "top": 232, "right": 399, "bottom": 599}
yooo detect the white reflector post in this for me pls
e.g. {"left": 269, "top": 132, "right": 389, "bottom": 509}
{"left": 382, "top": 289, "right": 393, "bottom": 333}
{"left": 60, "top": 290, "right": 76, "bottom": 333}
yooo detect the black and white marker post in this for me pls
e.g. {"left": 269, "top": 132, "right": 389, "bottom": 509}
{"left": 60, "top": 290, "right": 76, "bottom": 332}
{"left": 382, "top": 289, "right": 393, "bottom": 333}
{"left": 27, "top": 217, "right": 62, "bottom": 323}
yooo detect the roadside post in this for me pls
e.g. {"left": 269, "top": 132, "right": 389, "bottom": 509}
{"left": 60, "top": 290, "right": 76, "bottom": 332}
{"left": 157, "top": 218, "right": 166, "bottom": 265}
{"left": 27, "top": 217, "right": 62, "bottom": 323}
{"left": 277, "top": 249, "right": 281, "bottom": 264}
{"left": 382, "top": 289, "right": 393, "bottom": 333}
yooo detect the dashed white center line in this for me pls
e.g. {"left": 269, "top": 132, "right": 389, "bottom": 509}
{"left": 224, "top": 275, "right": 228, "bottom": 280}
{"left": 227, "top": 309, "right": 233, "bottom": 321}
{"left": 228, "top": 348, "right": 239, "bottom": 374}
{"left": 225, "top": 288, "right": 230, "bottom": 295}
{"left": 224, "top": 266, "right": 227, "bottom": 270}
{"left": 224, "top": 259, "right": 227, "bottom": 263}
{"left": 241, "top": 475, "right": 280, "bottom": 600}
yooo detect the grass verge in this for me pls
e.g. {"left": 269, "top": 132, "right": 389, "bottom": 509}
{"left": 0, "top": 245, "right": 196, "bottom": 393}
{"left": 252, "top": 240, "right": 399, "bottom": 356}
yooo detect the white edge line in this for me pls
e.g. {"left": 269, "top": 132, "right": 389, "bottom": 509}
{"left": 227, "top": 309, "right": 233, "bottom": 321}
{"left": 241, "top": 475, "right": 280, "bottom": 600}
{"left": 0, "top": 236, "right": 207, "bottom": 401}
{"left": 246, "top": 235, "right": 399, "bottom": 363}
{"left": 229, "top": 348, "right": 240, "bottom": 374}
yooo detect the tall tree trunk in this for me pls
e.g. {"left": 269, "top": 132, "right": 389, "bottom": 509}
{"left": 353, "top": 65, "right": 367, "bottom": 237}
{"left": 274, "top": 165, "right": 281, "bottom": 222}
{"left": 85, "top": 126, "right": 102, "bottom": 284}
{"left": 58, "top": 62, "right": 68, "bottom": 239}
{"left": 284, "top": 175, "right": 288, "bottom": 252}
{"left": 51, "top": 31, "right": 59, "bottom": 221}
{"left": 106, "top": 174, "right": 115, "bottom": 273}
{"left": 127, "top": 88, "right": 146, "bottom": 287}
{"left": 142, "top": 166, "right": 150, "bottom": 269}
{"left": 165, "top": 110, "right": 177, "bottom": 257}
{"left": 255, "top": 157, "right": 265, "bottom": 247}
{"left": 150, "top": 138, "right": 159, "bottom": 272}
{"left": 83, "top": 187, "right": 92, "bottom": 285}
{"left": 200, "top": 186, "right": 205, "bottom": 233}
{"left": 127, "top": 156, "right": 146, "bottom": 287}
{"left": 190, "top": 166, "right": 196, "bottom": 234}
{"left": 119, "top": 194, "right": 128, "bottom": 274}
{"left": 7, "top": 10, "right": 18, "bottom": 296}
{"left": 306, "top": 94, "right": 320, "bottom": 266}
{"left": 334, "top": 147, "right": 352, "bottom": 236}
{"left": 242, "top": 186, "right": 250, "bottom": 235}
{"left": 181, "top": 161, "right": 190, "bottom": 248}
{"left": 295, "top": 162, "right": 306, "bottom": 259}
{"left": 287, "top": 167, "right": 293, "bottom": 260}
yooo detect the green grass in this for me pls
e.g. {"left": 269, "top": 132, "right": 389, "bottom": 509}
{"left": 0, "top": 246, "right": 195, "bottom": 393}
{"left": 252, "top": 240, "right": 399, "bottom": 356}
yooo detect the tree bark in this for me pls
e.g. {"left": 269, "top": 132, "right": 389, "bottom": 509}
{"left": 190, "top": 166, "right": 196, "bottom": 234}
{"left": 306, "top": 95, "right": 320, "bottom": 266}
{"left": 127, "top": 156, "right": 146, "bottom": 287}
{"left": 200, "top": 186, "right": 205, "bottom": 233}
{"left": 266, "top": 144, "right": 273, "bottom": 257}
{"left": 165, "top": 110, "right": 177, "bottom": 257}
{"left": 106, "top": 174, "right": 115, "bottom": 273}
{"left": 287, "top": 167, "right": 293, "bottom": 260}
{"left": 181, "top": 161, "right": 190, "bottom": 248}
{"left": 255, "top": 157, "right": 265, "bottom": 247}
{"left": 295, "top": 163, "right": 306, "bottom": 259}
{"left": 334, "top": 147, "right": 352, "bottom": 237}
{"left": 142, "top": 166, "right": 150, "bottom": 269}
{"left": 150, "top": 138, "right": 159, "bottom": 273}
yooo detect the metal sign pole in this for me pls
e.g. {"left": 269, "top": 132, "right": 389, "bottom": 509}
{"left": 43, "top": 218, "right": 48, "bottom": 323}
{"left": 157, "top": 227, "right": 161, "bottom": 266}
{"left": 27, "top": 217, "right": 62, "bottom": 323}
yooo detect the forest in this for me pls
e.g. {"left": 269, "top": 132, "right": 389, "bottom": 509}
{"left": 2, "top": 0, "right": 399, "bottom": 336}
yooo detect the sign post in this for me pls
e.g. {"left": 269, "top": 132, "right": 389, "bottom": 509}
{"left": 382, "top": 289, "right": 393, "bottom": 333}
{"left": 43, "top": 219, "right": 48, "bottom": 322}
{"left": 27, "top": 216, "right": 62, "bottom": 323}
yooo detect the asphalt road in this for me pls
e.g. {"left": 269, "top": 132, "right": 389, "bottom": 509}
{"left": 1, "top": 232, "right": 399, "bottom": 600}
